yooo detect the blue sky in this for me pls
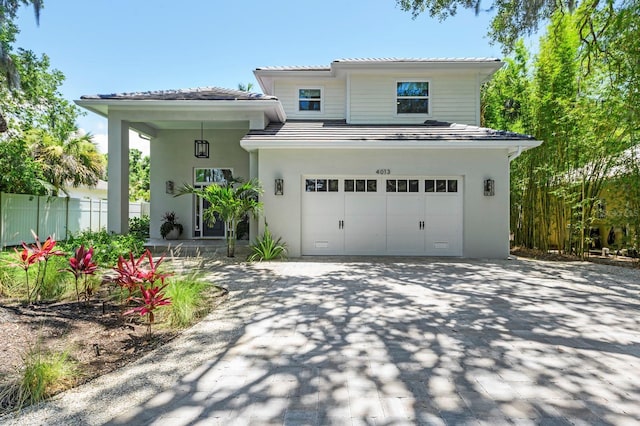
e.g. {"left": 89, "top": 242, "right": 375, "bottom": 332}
{"left": 15, "top": 0, "right": 509, "bottom": 153}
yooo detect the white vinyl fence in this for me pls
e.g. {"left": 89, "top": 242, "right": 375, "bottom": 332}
{"left": 0, "top": 193, "right": 150, "bottom": 248}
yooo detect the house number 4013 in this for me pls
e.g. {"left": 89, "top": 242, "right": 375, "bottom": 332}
{"left": 376, "top": 169, "right": 391, "bottom": 175}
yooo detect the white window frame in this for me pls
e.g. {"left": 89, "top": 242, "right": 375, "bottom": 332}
{"left": 297, "top": 87, "right": 323, "bottom": 113}
{"left": 396, "top": 80, "right": 430, "bottom": 116}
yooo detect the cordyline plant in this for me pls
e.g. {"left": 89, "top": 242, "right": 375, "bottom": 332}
{"left": 112, "top": 249, "right": 171, "bottom": 297}
{"left": 14, "top": 245, "right": 38, "bottom": 304}
{"left": 15, "top": 232, "right": 65, "bottom": 303}
{"left": 112, "top": 249, "right": 173, "bottom": 336}
{"left": 124, "top": 284, "right": 172, "bottom": 336}
{"left": 64, "top": 245, "right": 98, "bottom": 302}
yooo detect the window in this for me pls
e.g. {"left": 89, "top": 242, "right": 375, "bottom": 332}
{"left": 425, "top": 179, "right": 458, "bottom": 193}
{"left": 345, "top": 179, "right": 377, "bottom": 192}
{"left": 306, "top": 178, "right": 338, "bottom": 192}
{"left": 386, "top": 179, "right": 419, "bottom": 193}
{"left": 397, "top": 82, "right": 429, "bottom": 114}
{"left": 298, "top": 88, "right": 322, "bottom": 111}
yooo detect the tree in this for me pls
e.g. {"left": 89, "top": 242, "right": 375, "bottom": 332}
{"left": 237, "top": 82, "right": 254, "bottom": 92}
{"left": 396, "top": 0, "right": 627, "bottom": 55}
{"left": 0, "top": 0, "right": 44, "bottom": 131}
{"left": 177, "top": 178, "right": 263, "bottom": 257}
{"left": 0, "top": 132, "right": 47, "bottom": 194}
{"left": 28, "top": 129, "right": 105, "bottom": 196}
{"left": 129, "top": 148, "right": 150, "bottom": 202}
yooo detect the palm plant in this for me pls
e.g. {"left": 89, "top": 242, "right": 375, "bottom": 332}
{"left": 177, "top": 178, "right": 263, "bottom": 257}
{"left": 28, "top": 129, "right": 105, "bottom": 196}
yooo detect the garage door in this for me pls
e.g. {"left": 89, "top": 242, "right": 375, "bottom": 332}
{"left": 301, "top": 176, "right": 462, "bottom": 256}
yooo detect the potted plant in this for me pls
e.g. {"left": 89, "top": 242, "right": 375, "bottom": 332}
{"left": 160, "top": 211, "right": 183, "bottom": 240}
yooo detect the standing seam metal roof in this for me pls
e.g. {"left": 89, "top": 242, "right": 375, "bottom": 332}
{"left": 242, "top": 120, "right": 535, "bottom": 142}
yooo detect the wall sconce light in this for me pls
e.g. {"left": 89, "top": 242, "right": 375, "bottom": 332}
{"left": 165, "top": 180, "right": 174, "bottom": 194}
{"left": 484, "top": 179, "right": 495, "bottom": 196}
{"left": 194, "top": 122, "right": 209, "bottom": 158}
{"left": 275, "top": 178, "right": 284, "bottom": 196}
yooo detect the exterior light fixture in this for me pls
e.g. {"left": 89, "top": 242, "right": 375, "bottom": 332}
{"left": 275, "top": 178, "right": 284, "bottom": 195}
{"left": 194, "top": 122, "right": 209, "bottom": 158}
{"left": 165, "top": 180, "right": 174, "bottom": 194}
{"left": 484, "top": 179, "right": 495, "bottom": 196}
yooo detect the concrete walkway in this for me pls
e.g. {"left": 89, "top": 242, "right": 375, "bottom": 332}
{"left": 3, "top": 257, "right": 640, "bottom": 425}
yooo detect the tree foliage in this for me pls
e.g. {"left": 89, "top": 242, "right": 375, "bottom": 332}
{"left": 396, "top": 0, "right": 628, "bottom": 55}
{"left": 129, "top": 148, "right": 150, "bottom": 202}
{"left": 482, "top": 7, "right": 639, "bottom": 257}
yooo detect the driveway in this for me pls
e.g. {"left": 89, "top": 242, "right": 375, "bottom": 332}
{"left": 3, "top": 257, "right": 640, "bottom": 425}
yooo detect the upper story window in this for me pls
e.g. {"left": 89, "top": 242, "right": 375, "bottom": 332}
{"left": 298, "top": 88, "right": 322, "bottom": 112}
{"left": 397, "top": 81, "right": 429, "bottom": 114}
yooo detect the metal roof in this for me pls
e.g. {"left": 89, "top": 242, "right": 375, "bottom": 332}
{"left": 242, "top": 120, "right": 535, "bottom": 143}
{"left": 255, "top": 58, "right": 501, "bottom": 71}
{"left": 80, "top": 86, "right": 277, "bottom": 101}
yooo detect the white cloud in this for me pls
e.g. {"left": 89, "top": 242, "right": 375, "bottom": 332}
{"left": 85, "top": 130, "right": 150, "bottom": 157}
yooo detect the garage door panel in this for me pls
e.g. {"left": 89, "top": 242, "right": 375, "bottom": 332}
{"left": 425, "top": 193, "right": 462, "bottom": 256}
{"left": 302, "top": 191, "right": 344, "bottom": 255}
{"left": 387, "top": 195, "right": 425, "bottom": 254}
{"left": 345, "top": 194, "right": 386, "bottom": 254}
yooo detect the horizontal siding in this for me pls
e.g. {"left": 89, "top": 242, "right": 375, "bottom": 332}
{"left": 274, "top": 79, "right": 346, "bottom": 120}
{"left": 349, "top": 74, "right": 478, "bottom": 125}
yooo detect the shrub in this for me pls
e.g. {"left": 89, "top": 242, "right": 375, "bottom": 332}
{"left": 129, "top": 215, "right": 150, "bottom": 240}
{"left": 62, "top": 230, "right": 145, "bottom": 265}
{"left": 248, "top": 222, "right": 287, "bottom": 261}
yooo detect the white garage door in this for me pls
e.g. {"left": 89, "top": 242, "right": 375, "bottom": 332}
{"left": 301, "top": 176, "right": 463, "bottom": 256}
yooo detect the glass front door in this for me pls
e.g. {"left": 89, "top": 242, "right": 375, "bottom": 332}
{"left": 193, "top": 168, "right": 233, "bottom": 238}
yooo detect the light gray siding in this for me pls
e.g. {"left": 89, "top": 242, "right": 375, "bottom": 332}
{"left": 273, "top": 79, "right": 346, "bottom": 120}
{"left": 348, "top": 73, "right": 479, "bottom": 125}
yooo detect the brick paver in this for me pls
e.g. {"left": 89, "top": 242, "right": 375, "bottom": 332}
{"left": 4, "top": 258, "right": 640, "bottom": 425}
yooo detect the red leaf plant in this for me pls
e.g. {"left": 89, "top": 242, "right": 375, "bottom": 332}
{"left": 17, "top": 232, "right": 65, "bottom": 303}
{"left": 65, "top": 245, "right": 98, "bottom": 302}
{"left": 13, "top": 245, "right": 38, "bottom": 304}
{"left": 124, "top": 284, "right": 171, "bottom": 336}
{"left": 113, "top": 250, "right": 171, "bottom": 297}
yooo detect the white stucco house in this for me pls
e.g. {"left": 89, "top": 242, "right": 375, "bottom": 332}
{"left": 76, "top": 58, "right": 541, "bottom": 258}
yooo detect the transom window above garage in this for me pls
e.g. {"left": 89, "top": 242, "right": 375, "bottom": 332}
{"left": 344, "top": 179, "right": 377, "bottom": 192}
{"left": 425, "top": 179, "right": 458, "bottom": 193}
{"left": 386, "top": 179, "right": 419, "bottom": 193}
{"left": 305, "top": 178, "right": 338, "bottom": 192}
{"left": 298, "top": 88, "right": 322, "bottom": 112}
{"left": 397, "top": 81, "right": 429, "bottom": 114}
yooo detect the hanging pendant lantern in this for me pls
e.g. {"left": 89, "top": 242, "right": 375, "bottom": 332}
{"left": 194, "top": 122, "right": 209, "bottom": 158}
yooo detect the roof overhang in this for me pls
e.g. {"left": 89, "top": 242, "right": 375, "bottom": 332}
{"left": 74, "top": 99, "right": 287, "bottom": 134}
{"left": 240, "top": 138, "right": 541, "bottom": 153}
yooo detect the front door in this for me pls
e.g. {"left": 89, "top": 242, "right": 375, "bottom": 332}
{"left": 193, "top": 168, "right": 233, "bottom": 238}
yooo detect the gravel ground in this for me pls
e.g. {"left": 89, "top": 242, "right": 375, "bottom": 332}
{"left": 1, "top": 256, "right": 639, "bottom": 425}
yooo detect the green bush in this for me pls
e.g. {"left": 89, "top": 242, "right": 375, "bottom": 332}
{"left": 129, "top": 215, "right": 150, "bottom": 240}
{"left": 62, "top": 229, "right": 145, "bottom": 265}
{"left": 161, "top": 277, "right": 209, "bottom": 328}
{"left": 248, "top": 222, "right": 287, "bottom": 261}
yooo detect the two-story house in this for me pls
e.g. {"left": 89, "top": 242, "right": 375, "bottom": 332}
{"left": 76, "top": 58, "right": 541, "bottom": 258}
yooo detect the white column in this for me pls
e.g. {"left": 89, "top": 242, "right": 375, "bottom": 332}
{"left": 249, "top": 150, "right": 259, "bottom": 241}
{"left": 107, "top": 117, "right": 130, "bottom": 234}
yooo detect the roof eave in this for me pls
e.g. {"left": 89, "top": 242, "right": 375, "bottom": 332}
{"left": 240, "top": 138, "right": 542, "bottom": 153}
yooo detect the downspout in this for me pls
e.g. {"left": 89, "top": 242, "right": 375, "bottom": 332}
{"left": 509, "top": 146, "right": 523, "bottom": 162}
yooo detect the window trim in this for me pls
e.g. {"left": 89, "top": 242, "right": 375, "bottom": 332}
{"left": 297, "top": 87, "right": 323, "bottom": 113}
{"left": 396, "top": 80, "right": 430, "bottom": 116}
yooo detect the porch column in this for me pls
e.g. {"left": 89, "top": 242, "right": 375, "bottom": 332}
{"left": 249, "top": 150, "right": 259, "bottom": 241}
{"left": 107, "top": 118, "right": 130, "bottom": 234}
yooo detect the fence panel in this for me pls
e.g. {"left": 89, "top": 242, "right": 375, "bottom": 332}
{"left": 1, "top": 193, "right": 150, "bottom": 248}
{"left": 0, "top": 193, "right": 39, "bottom": 247}
{"left": 37, "top": 196, "right": 68, "bottom": 241}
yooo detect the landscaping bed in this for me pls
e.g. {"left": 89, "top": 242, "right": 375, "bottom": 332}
{"left": 0, "top": 282, "right": 228, "bottom": 414}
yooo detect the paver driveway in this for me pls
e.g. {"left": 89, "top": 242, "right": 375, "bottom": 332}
{"left": 3, "top": 258, "right": 640, "bottom": 425}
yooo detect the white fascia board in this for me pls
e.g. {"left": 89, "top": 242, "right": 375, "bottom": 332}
{"left": 240, "top": 138, "right": 542, "bottom": 152}
{"left": 75, "top": 99, "right": 286, "bottom": 123}
{"left": 332, "top": 60, "right": 505, "bottom": 74}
